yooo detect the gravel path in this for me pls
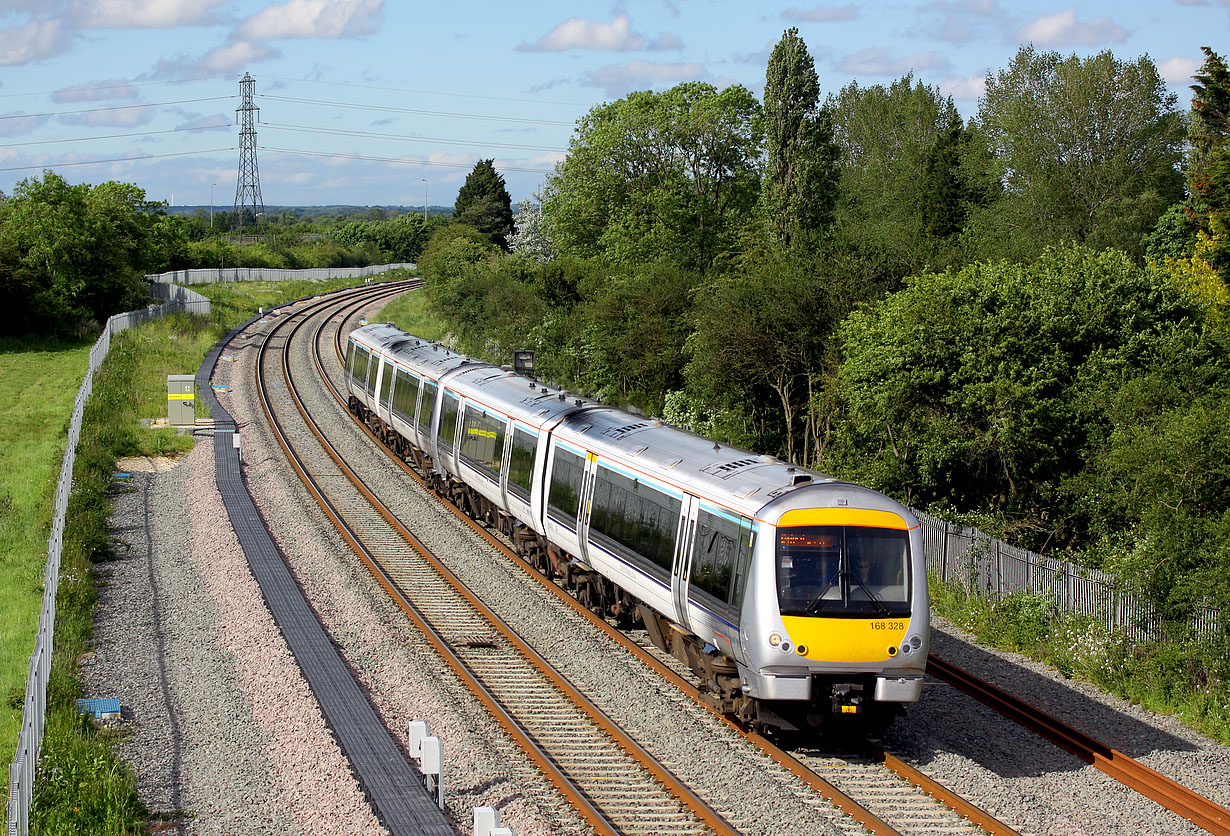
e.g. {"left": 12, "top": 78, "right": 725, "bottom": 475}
{"left": 80, "top": 296, "right": 1230, "bottom": 836}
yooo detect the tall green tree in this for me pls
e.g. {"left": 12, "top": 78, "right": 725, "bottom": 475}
{"left": 542, "top": 82, "right": 762, "bottom": 271}
{"left": 760, "top": 27, "right": 839, "bottom": 246}
{"left": 454, "top": 159, "right": 515, "bottom": 250}
{"left": 971, "top": 46, "right": 1185, "bottom": 261}
{"left": 827, "top": 74, "right": 965, "bottom": 271}
{"left": 1185, "top": 46, "right": 1230, "bottom": 275}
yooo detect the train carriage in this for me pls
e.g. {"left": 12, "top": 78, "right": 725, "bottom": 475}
{"left": 346, "top": 324, "right": 928, "bottom": 732}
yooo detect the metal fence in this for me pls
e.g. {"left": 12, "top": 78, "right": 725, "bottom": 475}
{"left": 147, "top": 263, "right": 415, "bottom": 285}
{"left": 916, "top": 507, "right": 1221, "bottom": 642}
{"left": 6, "top": 287, "right": 211, "bottom": 836}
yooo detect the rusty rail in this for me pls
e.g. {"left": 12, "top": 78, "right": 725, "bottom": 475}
{"left": 926, "top": 654, "right": 1230, "bottom": 836}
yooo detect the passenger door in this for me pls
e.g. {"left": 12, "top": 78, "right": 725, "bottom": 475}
{"left": 671, "top": 495, "right": 698, "bottom": 632}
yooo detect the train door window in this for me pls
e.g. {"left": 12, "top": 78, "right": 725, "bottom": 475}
{"left": 507, "top": 427, "right": 537, "bottom": 502}
{"left": 588, "top": 464, "right": 680, "bottom": 578}
{"left": 379, "top": 360, "right": 394, "bottom": 407}
{"left": 392, "top": 369, "right": 418, "bottom": 421}
{"left": 459, "top": 405, "right": 506, "bottom": 479}
{"left": 689, "top": 509, "right": 755, "bottom": 614}
{"left": 438, "top": 392, "right": 460, "bottom": 452}
{"left": 418, "top": 380, "right": 438, "bottom": 433}
{"left": 366, "top": 351, "right": 379, "bottom": 395}
{"left": 546, "top": 447, "right": 585, "bottom": 530}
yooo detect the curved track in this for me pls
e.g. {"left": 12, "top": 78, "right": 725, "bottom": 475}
{"left": 258, "top": 287, "right": 739, "bottom": 836}
{"left": 321, "top": 299, "right": 1021, "bottom": 836}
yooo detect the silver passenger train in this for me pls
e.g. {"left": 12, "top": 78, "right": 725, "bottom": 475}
{"left": 345, "top": 323, "right": 928, "bottom": 731}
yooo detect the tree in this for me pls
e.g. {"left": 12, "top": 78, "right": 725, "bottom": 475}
{"left": 760, "top": 28, "right": 839, "bottom": 246}
{"left": 0, "top": 171, "right": 174, "bottom": 337}
{"left": 1185, "top": 46, "right": 1230, "bottom": 276}
{"left": 508, "top": 196, "right": 554, "bottom": 262}
{"left": 453, "top": 159, "right": 514, "bottom": 250}
{"left": 972, "top": 46, "right": 1185, "bottom": 261}
{"left": 828, "top": 74, "right": 965, "bottom": 269}
{"left": 828, "top": 245, "right": 1207, "bottom": 548}
{"left": 542, "top": 82, "right": 762, "bottom": 272}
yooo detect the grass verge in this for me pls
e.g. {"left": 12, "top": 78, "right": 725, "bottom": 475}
{"left": 22, "top": 274, "right": 386, "bottom": 834}
{"left": 930, "top": 577, "right": 1230, "bottom": 744}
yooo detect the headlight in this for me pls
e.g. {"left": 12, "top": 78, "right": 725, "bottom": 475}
{"left": 910, "top": 635, "right": 922, "bottom": 649}
{"left": 769, "top": 632, "right": 782, "bottom": 647}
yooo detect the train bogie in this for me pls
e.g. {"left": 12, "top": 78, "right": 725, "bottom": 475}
{"left": 344, "top": 324, "right": 929, "bottom": 732}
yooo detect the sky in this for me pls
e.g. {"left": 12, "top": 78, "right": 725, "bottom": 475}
{"left": 0, "top": 1, "right": 1225, "bottom": 210}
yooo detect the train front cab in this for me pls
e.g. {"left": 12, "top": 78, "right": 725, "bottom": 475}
{"left": 743, "top": 505, "right": 928, "bottom": 728}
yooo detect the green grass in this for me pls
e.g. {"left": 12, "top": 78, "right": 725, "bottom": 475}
{"left": 196, "top": 269, "right": 417, "bottom": 331}
{"left": 369, "top": 279, "right": 449, "bottom": 341}
{"left": 0, "top": 275, "right": 396, "bottom": 834}
{"left": 0, "top": 338, "right": 93, "bottom": 768}
{"left": 930, "top": 576, "right": 1230, "bottom": 743}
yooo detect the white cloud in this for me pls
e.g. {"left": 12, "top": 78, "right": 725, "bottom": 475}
{"left": 921, "top": 0, "right": 1008, "bottom": 44}
{"left": 781, "top": 4, "right": 858, "bottom": 23}
{"left": 939, "top": 74, "right": 986, "bottom": 102}
{"left": 0, "top": 18, "right": 70, "bottom": 66}
{"left": 237, "top": 0, "right": 383, "bottom": 40}
{"left": 73, "top": 0, "right": 227, "bottom": 28}
{"left": 647, "top": 32, "right": 683, "bottom": 51}
{"left": 582, "top": 60, "right": 707, "bottom": 96}
{"left": 61, "top": 104, "right": 153, "bottom": 128}
{"left": 837, "top": 48, "right": 950, "bottom": 77}
{"left": 0, "top": 111, "right": 52, "bottom": 137}
{"left": 53, "top": 79, "right": 140, "bottom": 103}
{"left": 1158, "top": 56, "right": 1202, "bottom": 85}
{"left": 1017, "top": 8, "right": 1127, "bottom": 48}
{"left": 519, "top": 14, "right": 646, "bottom": 51}
{"left": 198, "top": 40, "right": 281, "bottom": 72}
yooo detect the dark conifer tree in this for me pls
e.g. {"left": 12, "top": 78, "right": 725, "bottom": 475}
{"left": 454, "top": 159, "right": 515, "bottom": 250}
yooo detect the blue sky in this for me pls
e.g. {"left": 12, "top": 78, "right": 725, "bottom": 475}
{"left": 0, "top": 1, "right": 1224, "bottom": 209}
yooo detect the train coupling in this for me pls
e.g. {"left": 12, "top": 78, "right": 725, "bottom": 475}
{"left": 831, "top": 683, "right": 865, "bottom": 715}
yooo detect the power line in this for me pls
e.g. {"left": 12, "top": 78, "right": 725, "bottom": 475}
{"left": 1, "top": 123, "right": 231, "bottom": 148}
{"left": 0, "top": 96, "right": 235, "bottom": 121}
{"left": 262, "top": 74, "right": 587, "bottom": 108}
{"left": 0, "top": 75, "right": 237, "bottom": 100}
{"left": 262, "top": 122, "right": 566, "bottom": 153}
{"left": 260, "top": 146, "right": 554, "bottom": 175}
{"left": 258, "top": 94, "right": 575, "bottom": 126}
{"left": 0, "top": 147, "right": 235, "bottom": 173}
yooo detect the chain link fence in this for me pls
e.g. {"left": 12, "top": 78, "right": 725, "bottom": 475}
{"left": 147, "top": 263, "right": 414, "bottom": 285}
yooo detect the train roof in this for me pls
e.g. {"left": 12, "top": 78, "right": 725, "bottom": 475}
{"left": 349, "top": 324, "right": 913, "bottom": 525}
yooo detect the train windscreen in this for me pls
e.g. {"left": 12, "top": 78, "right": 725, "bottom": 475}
{"left": 776, "top": 526, "right": 910, "bottom": 617}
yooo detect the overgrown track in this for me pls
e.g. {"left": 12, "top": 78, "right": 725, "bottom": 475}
{"left": 261, "top": 288, "right": 739, "bottom": 836}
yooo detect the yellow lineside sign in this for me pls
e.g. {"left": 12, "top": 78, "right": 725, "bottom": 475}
{"left": 167, "top": 393, "right": 194, "bottom": 400}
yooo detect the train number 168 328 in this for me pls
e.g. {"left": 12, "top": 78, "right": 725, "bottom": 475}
{"left": 871, "top": 621, "right": 906, "bottom": 631}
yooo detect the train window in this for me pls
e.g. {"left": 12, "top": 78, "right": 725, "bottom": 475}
{"left": 507, "top": 427, "right": 537, "bottom": 502}
{"left": 547, "top": 447, "right": 585, "bottom": 530}
{"left": 776, "top": 526, "right": 910, "bottom": 617}
{"left": 366, "top": 350, "right": 379, "bottom": 394}
{"left": 589, "top": 465, "right": 680, "bottom": 577}
{"left": 438, "top": 392, "right": 460, "bottom": 452}
{"left": 379, "top": 360, "right": 394, "bottom": 407}
{"left": 351, "top": 345, "right": 369, "bottom": 386}
{"left": 391, "top": 369, "right": 418, "bottom": 421}
{"left": 418, "top": 380, "right": 437, "bottom": 433}
{"left": 690, "top": 509, "right": 755, "bottom": 613}
{"left": 459, "top": 406, "right": 506, "bottom": 478}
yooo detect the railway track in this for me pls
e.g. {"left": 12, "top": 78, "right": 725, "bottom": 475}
{"left": 256, "top": 289, "right": 740, "bottom": 836}
{"left": 315, "top": 298, "right": 1020, "bottom": 836}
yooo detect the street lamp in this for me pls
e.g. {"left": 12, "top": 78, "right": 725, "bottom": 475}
{"left": 210, "top": 183, "right": 216, "bottom": 228}
{"left": 421, "top": 179, "right": 427, "bottom": 221}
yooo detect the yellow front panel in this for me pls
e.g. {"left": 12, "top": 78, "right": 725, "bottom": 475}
{"left": 777, "top": 508, "right": 911, "bottom": 529}
{"left": 781, "top": 616, "right": 909, "bottom": 663}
